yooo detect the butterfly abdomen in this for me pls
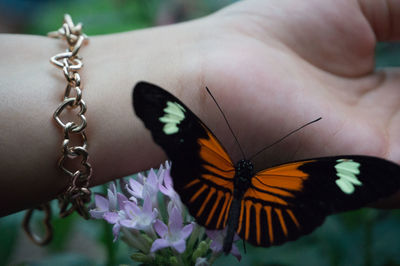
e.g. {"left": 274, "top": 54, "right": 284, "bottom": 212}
{"left": 223, "top": 159, "right": 255, "bottom": 253}
{"left": 223, "top": 197, "right": 241, "bottom": 254}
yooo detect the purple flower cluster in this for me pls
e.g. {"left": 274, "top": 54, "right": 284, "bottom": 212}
{"left": 90, "top": 161, "right": 241, "bottom": 265}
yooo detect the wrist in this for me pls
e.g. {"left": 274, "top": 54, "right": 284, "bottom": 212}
{"left": 82, "top": 20, "right": 207, "bottom": 185}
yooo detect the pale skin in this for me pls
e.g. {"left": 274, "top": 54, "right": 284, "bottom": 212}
{"left": 0, "top": 0, "right": 399, "bottom": 217}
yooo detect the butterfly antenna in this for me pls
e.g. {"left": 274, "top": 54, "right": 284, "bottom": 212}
{"left": 249, "top": 117, "right": 322, "bottom": 161}
{"left": 206, "top": 87, "right": 246, "bottom": 159}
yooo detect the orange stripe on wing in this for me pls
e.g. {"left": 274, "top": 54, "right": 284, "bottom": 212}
{"left": 205, "top": 190, "right": 224, "bottom": 226}
{"left": 256, "top": 160, "right": 314, "bottom": 191}
{"left": 244, "top": 188, "right": 288, "bottom": 206}
{"left": 184, "top": 179, "right": 200, "bottom": 189}
{"left": 198, "top": 125, "right": 232, "bottom": 167}
{"left": 190, "top": 184, "right": 208, "bottom": 203}
{"left": 202, "top": 174, "right": 234, "bottom": 192}
{"left": 246, "top": 160, "right": 315, "bottom": 205}
{"left": 203, "top": 164, "right": 235, "bottom": 178}
{"left": 264, "top": 206, "right": 273, "bottom": 244}
{"left": 252, "top": 178, "right": 295, "bottom": 197}
{"left": 197, "top": 187, "right": 216, "bottom": 217}
{"left": 275, "top": 208, "right": 288, "bottom": 237}
{"left": 245, "top": 200, "right": 252, "bottom": 240}
{"left": 195, "top": 125, "right": 235, "bottom": 194}
{"left": 254, "top": 202, "right": 262, "bottom": 245}
{"left": 223, "top": 196, "right": 233, "bottom": 227}
{"left": 216, "top": 192, "right": 231, "bottom": 228}
{"left": 286, "top": 209, "right": 300, "bottom": 228}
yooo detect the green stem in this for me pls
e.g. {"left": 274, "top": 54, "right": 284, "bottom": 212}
{"left": 172, "top": 249, "right": 184, "bottom": 266}
{"left": 122, "top": 227, "right": 150, "bottom": 253}
{"left": 187, "top": 224, "right": 203, "bottom": 252}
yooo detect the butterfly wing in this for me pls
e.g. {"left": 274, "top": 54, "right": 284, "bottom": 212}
{"left": 133, "top": 81, "right": 235, "bottom": 229}
{"left": 237, "top": 156, "right": 400, "bottom": 247}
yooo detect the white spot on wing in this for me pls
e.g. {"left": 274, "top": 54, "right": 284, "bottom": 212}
{"left": 334, "top": 159, "right": 362, "bottom": 194}
{"left": 336, "top": 179, "right": 355, "bottom": 194}
{"left": 159, "top": 101, "right": 186, "bottom": 135}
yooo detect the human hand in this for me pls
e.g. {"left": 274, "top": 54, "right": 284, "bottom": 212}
{"left": 183, "top": 0, "right": 400, "bottom": 206}
{"left": 195, "top": 0, "right": 399, "bottom": 164}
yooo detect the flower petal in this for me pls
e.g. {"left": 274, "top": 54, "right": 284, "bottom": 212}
{"left": 104, "top": 211, "right": 120, "bottom": 224}
{"left": 169, "top": 206, "right": 183, "bottom": 233}
{"left": 122, "top": 200, "right": 141, "bottom": 219}
{"left": 151, "top": 208, "right": 159, "bottom": 220}
{"left": 150, "top": 238, "right": 170, "bottom": 253}
{"left": 157, "top": 168, "right": 165, "bottom": 183}
{"left": 127, "top": 179, "right": 143, "bottom": 199}
{"left": 128, "top": 196, "right": 137, "bottom": 203}
{"left": 206, "top": 229, "right": 224, "bottom": 252}
{"left": 136, "top": 172, "right": 145, "bottom": 183}
{"left": 230, "top": 244, "right": 242, "bottom": 261}
{"left": 167, "top": 199, "right": 183, "bottom": 217}
{"left": 142, "top": 194, "right": 153, "bottom": 214}
{"left": 107, "top": 183, "right": 118, "bottom": 211}
{"left": 163, "top": 170, "right": 173, "bottom": 188}
{"left": 94, "top": 194, "right": 109, "bottom": 210}
{"left": 158, "top": 170, "right": 176, "bottom": 200}
{"left": 172, "top": 239, "right": 186, "bottom": 253}
{"left": 181, "top": 223, "right": 194, "bottom": 239}
{"left": 117, "top": 192, "right": 129, "bottom": 206}
{"left": 89, "top": 209, "right": 106, "bottom": 219}
{"left": 120, "top": 218, "right": 137, "bottom": 229}
{"left": 209, "top": 240, "right": 222, "bottom": 253}
{"left": 154, "top": 219, "right": 168, "bottom": 237}
{"left": 147, "top": 168, "right": 158, "bottom": 186}
{"left": 158, "top": 180, "right": 169, "bottom": 196}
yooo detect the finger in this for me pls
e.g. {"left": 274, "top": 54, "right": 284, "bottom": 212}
{"left": 360, "top": 0, "right": 400, "bottom": 41}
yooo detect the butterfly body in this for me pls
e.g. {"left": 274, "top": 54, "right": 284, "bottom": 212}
{"left": 133, "top": 81, "right": 400, "bottom": 254}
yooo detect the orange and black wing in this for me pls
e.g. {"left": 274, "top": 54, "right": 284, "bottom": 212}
{"left": 133, "top": 81, "right": 235, "bottom": 229}
{"left": 237, "top": 156, "right": 400, "bottom": 247}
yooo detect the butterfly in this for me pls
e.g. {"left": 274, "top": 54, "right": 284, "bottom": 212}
{"left": 132, "top": 81, "right": 400, "bottom": 253}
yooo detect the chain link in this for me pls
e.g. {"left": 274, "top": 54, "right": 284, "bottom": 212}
{"left": 24, "top": 14, "right": 92, "bottom": 245}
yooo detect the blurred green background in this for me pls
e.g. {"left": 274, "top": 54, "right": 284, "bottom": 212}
{"left": 1, "top": 0, "right": 399, "bottom": 265}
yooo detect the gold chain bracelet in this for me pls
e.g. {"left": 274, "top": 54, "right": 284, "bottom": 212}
{"left": 23, "top": 14, "right": 92, "bottom": 245}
